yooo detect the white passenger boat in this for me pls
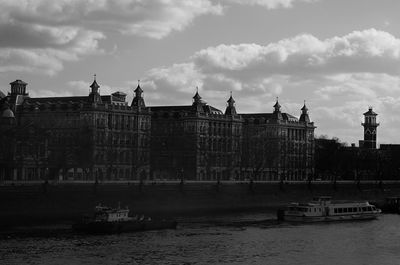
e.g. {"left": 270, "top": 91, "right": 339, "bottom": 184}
{"left": 278, "top": 196, "right": 381, "bottom": 222}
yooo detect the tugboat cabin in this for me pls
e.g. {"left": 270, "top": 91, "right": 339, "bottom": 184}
{"left": 93, "top": 205, "right": 130, "bottom": 222}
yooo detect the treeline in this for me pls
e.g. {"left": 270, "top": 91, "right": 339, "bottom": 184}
{"left": 315, "top": 136, "right": 400, "bottom": 180}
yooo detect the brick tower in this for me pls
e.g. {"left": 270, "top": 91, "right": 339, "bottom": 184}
{"left": 361, "top": 107, "right": 379, "bottom": 149}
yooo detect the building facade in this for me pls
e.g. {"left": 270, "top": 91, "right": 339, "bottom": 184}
{"left": 0, "top": 79, "right": 151, "bottom": 181}
{"left": 241, "top": 100, "right": 315, "bottom": 181}
{"left": 150, "top": 92, "right": 315, "bottom": 181}
{"left": 150, "top": 91, "right": 243, "bottom": 180}
{"left": 0, "top": 79, "right": 315, "bottom": 181}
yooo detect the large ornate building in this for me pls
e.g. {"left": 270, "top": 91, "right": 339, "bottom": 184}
{"left": 150, "top": 91, "right": 315, "bottom": 181}
{"left": 150, "top": 90, "right": 243, "bottom": 180}
{"left": 0, "top": 79, "right": 315, "bottom": 181}
{"left": 0, "top": 78, "right": 151, "bottom": 181}
{"left": 241, "top": 100, "right": 315, "bottom": 181}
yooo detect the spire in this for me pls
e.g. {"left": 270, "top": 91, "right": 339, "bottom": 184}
{"left": 134, "top": 79, "right": 143, "bottom": 95}
{"left": 192, "top": 86, "right": 205, "bottom": 113}
{"left": 273, "top": 97, "right": 281, "bottom": 113}
{"left": 227, "top": 91, "right": 235, "bottom": 104}
{"left": 88, "top": 74, "right": 102, "bottom": 103}
{"left": 131, "top": 79, "right": 145, "bottom": 109}
{"left": 193, "top": 86, "right": 202, "bottom": 103}
{"left": 299, "top": 100, "right": 310, "bottom": 123}
{"left": 225, "top": 91, "right": 237, "bottom": 115}
{"left": 301, "top": 100, "right": 308, "bottom": 114}
{"left": 90, "top": 74, "right": 100, "bottom": 93}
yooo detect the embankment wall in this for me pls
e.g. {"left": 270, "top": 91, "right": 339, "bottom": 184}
{"left": 0, "top": 181, "right": 398, "bottom": 226}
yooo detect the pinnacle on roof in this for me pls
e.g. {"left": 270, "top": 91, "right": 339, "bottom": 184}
{"left": 301, "top": 100, "right": 308, "bottom": 112}
{"left": 193, "top": 87, "right": 202, "bottom": 101}
{"left": 90, "top": 74, "right": 100, "bottom": 91}
{"left": 273, "top": 97, "right": 281, "bottom": 112}
{"left": 227, "top": 91, "right": 235, "bottom": 104}
{"left": 134, "top": 79, "right": 143, "bottom": 94}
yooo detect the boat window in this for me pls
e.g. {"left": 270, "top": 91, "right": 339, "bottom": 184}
{"left": 362, "top": 207, "right": 367, "bottom": 211}
{"left": 343, "top": 208, "right": 347, "bottom": 213}
{"left": 338, "top": 208, "right": 343, "bottom": 213}
{"left": 367, "top": 206, "right": 372, "bottom": 211}
{"left": 334, "top": 208, "right": 337, "bottom": 213}
{"left": 353, "top": 207, "right": 357, "bottom": 212}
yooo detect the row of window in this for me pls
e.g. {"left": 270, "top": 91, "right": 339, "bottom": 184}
{"left": 333, "top": 206, "right": 375, "bottom": 214}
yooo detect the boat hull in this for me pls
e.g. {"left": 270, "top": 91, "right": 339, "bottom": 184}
{"left": 73, "top": 220, "right": 177, "bottom": 234}
{"left": 283, "top": 213, "right": 380, "bottom": 223}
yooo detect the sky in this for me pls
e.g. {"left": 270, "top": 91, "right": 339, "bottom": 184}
{"left": 1, "top": 0, "right": 400, "bottom": 145}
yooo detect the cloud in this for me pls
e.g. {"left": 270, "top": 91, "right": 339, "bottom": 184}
{"left": 141, "top": 29, "right": 400, "bottom": 143}
{"left": 0, "top": 0, "right": 223, "bottom": 40}
{"left": 0, "top": 0, "right": 321, "bottom": 75}
{"left": 226, "top": 0, "right": 319, "bottom": 9}
{"left": 0, "top": 0, "right": 222, "bottom": 75}
{"left": 193, "top": 29, "right": 400, "bottom": 78}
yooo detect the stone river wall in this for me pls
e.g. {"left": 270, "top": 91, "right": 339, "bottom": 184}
{"left": 0, "top": 180, "right": 399, "bottom": 227}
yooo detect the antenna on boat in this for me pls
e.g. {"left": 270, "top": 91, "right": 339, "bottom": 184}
{"left": 118, "top": 201, "right": 121, "bottom": 209}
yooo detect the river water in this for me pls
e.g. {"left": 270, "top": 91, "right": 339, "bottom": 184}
{"left": 1, "top": 213, "right": 400, "bottom": 265}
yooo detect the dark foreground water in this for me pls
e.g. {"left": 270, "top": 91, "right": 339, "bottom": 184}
{"left": 1, "top": 213, "right": 400, "bottom": 265}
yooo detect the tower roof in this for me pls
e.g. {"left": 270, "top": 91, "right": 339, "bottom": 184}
{"left": 90, "top": 80, "right": 100, "bottom": 90}
{"left": 273, "top": 98, "right": 281, "bottom": 112}
{"left": 301, "top": 101, "right": 308, "bottom": 112}
{"left": 134, "top": 80, "right": 143, "bottom": 94}
{"left": 363, "top": 107, "right": 377, "bottom": 116}
{"left": 193, "top": 88, "right": 202, "bottom": 101}
{"left": 10, "top": 79, "right": 27, "bottom": 86}
{"left": 227, "top": 92, "right": 235, "bottom": 104}
{"left": 225, "top": 92, "right": 237, "bottom": 115}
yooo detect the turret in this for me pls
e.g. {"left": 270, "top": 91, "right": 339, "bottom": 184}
{"left": 131, "top": 80, "right": 146, "bottom": 109}
{"left": 224, "top": 92, "right": 237, "bottom": 115}
{"left": 0, "top": 97, "right": 15, "bottom": 125}
{"left": 361, "top": 107, "right": 379, "bottom": 149}
{"left": 192, "top": 87, "right": 204, "bottom": 113}
{"left": 10, "top": 79, "right": 28, "bottom": 96}
{"left": 272, "top": 97, "right": 282, "bottom": 120}
{"left": 88, "top": 74, "right": 102, "bottom": 104}
{"left": 299, "top": 101, "right": 310, "bottom": 123}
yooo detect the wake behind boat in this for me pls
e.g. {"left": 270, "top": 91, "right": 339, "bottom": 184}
{"left": 73, "top": 204, "right": 177, "bottom": 234}
{"left": 277, "top": 196, "right": 381, "bottom": 222}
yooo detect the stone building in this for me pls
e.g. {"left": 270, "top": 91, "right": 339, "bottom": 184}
{"left": 241, "top": 99, "right": 315, "bottom": 181}
{"left": 150, "top": 91, "right": 315, "bottom": 181}
{"left": 0, "top": 78, "right": 151, "bottom": 181}
{"left": 149, "top": 90, "right": 243, "bottom": 180}
{"left": 0, "top": 91, "right": 16, "bottom": 179}
{"left": 0, "top": 79, "right": 315, "bottom": 182}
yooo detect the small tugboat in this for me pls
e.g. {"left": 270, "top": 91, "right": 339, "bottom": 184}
{"left": 73, "top": 204, "right": 177, "bottom": 234}
{"left": 277, "top": 196, "right": 381, "bottom": 222}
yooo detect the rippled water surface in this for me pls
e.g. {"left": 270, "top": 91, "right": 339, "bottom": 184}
{"left": 1, "top": 213, "right": 400, "bottom": 265}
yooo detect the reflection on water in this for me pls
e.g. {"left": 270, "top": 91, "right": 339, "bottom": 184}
{"left": 1, "top": 213, "right": 400, "bottom": 265}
